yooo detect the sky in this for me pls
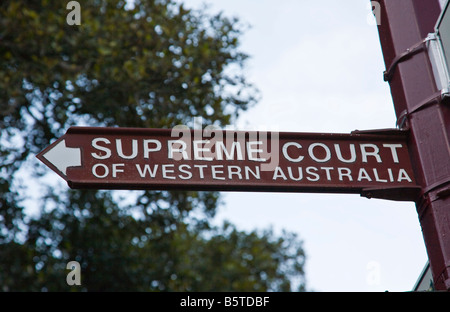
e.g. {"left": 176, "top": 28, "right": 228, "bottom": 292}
{"left": 179, "top": 0, "right": 438, "bottom": 292}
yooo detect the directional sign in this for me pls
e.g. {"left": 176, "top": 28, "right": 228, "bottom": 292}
{"left": 36, "top": 127, "right": 420, "bottom": 201}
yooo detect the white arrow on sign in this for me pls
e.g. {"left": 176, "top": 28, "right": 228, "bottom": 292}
{"left": 41, "top": 139, "right": 82, "bottom": 176}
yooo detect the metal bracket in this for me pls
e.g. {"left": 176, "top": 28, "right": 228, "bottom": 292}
{"left": 351, "top": 128, "right": 410, "bottom": 136}
{"left": 426, "top": 32, "right": 450, "bottom": 95}
{"left": 384, "top": 38, "right": 429, "bottom": 82}
{"left": 396, "top": 90, "right": 443, "bottom": 129}
{"left": 442, "top": 88, "right": 450, "bottom": 101}
{"left": 424, "top": 178, "right": 450, "bottom": 202}
{"left": 361, "top": 186, "right": 422, "bottom": 202}
{"left": 383, "top": 33, "right": 449, "bottom": 128}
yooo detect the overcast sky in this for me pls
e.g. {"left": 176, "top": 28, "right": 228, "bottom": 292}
{"left": 180, "top": 0, "right": 437, "bottom": 292}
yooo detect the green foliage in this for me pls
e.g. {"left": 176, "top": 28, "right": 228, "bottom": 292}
{"left": 0, "top": 0, "right": 306, "bottom": 291}
{"left": 168, "top": 222, "right": 306, "bottom": 292}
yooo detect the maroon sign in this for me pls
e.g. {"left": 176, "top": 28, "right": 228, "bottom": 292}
{"left": 36, "top": 127, "right": 420, "bottom": 201}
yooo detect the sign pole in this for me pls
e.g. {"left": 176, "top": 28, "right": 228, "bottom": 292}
{"left": 374, "top": 0, "right": 450, "bottom": 290}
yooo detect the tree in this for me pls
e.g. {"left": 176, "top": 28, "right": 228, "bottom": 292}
{"left": 0, "top": 0, "right": 307, "bottom": 291}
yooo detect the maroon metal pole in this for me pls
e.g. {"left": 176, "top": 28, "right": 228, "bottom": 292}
{"left": 374, "top": 0, "right": 450, "bottom": 290}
